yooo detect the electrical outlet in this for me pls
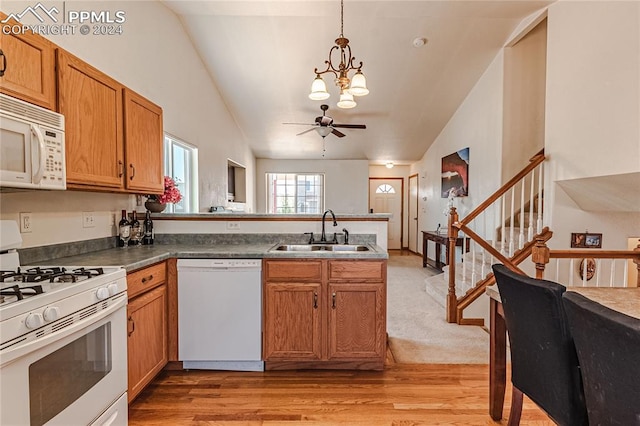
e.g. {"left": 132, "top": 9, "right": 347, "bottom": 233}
{"left": 82, "top": 212, "right": 95, "bottom": 228}
{"left": 227, "top": 221, "right": 240, "bottom": 230}
{"left": 19, "top": 212, "right": 32, "bottom": 233}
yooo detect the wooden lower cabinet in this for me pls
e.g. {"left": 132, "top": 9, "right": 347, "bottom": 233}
{"left": 127, "top": 263, "right": 168, "bottom": 403}
{"left": 263, "top": 259, "right": 386, "bottom": 370}
{"left": 328, "top": 282, "right": 386, "bottom": 359}
{"left": 263, "top": 282, "right": 322, "bottom": 360}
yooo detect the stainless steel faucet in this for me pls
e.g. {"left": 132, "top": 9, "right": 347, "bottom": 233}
{"left": 320, "top": 209, "right": 337, "bottom": 243}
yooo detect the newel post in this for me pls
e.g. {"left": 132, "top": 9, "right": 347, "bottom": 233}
{"left": 531, "top": 237, "right": 550, "bottom": 279}
{"left": 633, "top": 243, "right": 640, "bottom": 287}
{"left": 446, "top": 206, "right": 459, "bottom": 323}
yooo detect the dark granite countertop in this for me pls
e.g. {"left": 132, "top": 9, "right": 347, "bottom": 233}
{"left": 44, "top": 243, "right": 388, "bottom": 272}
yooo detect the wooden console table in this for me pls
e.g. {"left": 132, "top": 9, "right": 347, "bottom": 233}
{"left": 422, "top": 231, "right": 470, "bottom": 271}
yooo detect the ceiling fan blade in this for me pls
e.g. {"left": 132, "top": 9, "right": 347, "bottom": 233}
{"left": 331, "top": 129, "right": 346, "bottom": 138}
{"left": 284, "top": 122, "right": 316, "bottom": 126}
{"left": 296, "top": 128, "right": 317, "bottom": 136}
{"left": 332, "top": 123, "right": 366, "bottom": 129}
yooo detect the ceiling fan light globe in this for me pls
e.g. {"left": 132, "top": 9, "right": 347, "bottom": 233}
{"left": 317, "top": 127, "right": 332, "bottom": 137}
{"left": 349, "top": 71, "right": 369, "bottom": 96}
{"left": 337, "top": 91, "right": 357, "bottom": 109}
{"left": 309, "top": 76, "right": 330, "bottom": 100}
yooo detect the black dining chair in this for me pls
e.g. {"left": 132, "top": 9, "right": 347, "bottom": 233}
{"left": 562, "top": 291, "right": 640, "bottom": 426}
{"left": 492, "top": 264, "right": 588, "bottom": 426}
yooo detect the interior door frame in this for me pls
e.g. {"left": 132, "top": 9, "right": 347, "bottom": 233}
{"left": 408, "top": 173, "right": 419, "bottom": 254}
{"left": 368, "top": 177, "right": 404, "bottom": 250}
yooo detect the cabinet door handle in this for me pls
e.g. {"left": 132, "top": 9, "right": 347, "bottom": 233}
{"left": 313, "top": 292, "right": 318, "bottom": 309}
{"left": 129, "top": 163, "right": 135, "bottom": 180}
{"left": 0, "top": 49, "right": 6, "bottom": 77}
{"left": 332, "top": 292, "right": 336, "bottom": 309}
{"left": 118, "top": 160, "right": 124, "bottom": 177}
{"left": 141, "top": 275, "right": 153, "bottom": 283}
{"left": 127, "top": 316, "right": 135, "bottom": 336}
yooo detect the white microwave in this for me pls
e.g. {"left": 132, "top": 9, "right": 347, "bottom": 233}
{"left": 0, "top": 93, "right": 66, "bottom": 190}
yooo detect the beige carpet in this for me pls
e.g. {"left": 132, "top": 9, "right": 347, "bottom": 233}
{"left": 387, "top": 252, "right": 489, "bottom": 364}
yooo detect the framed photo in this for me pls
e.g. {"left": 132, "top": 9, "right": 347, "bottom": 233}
{"left": 441, "top": 147, "right": 469, "bottom": 198}
{"left": 571, "top": 232, "right": 602, "bottom": 249}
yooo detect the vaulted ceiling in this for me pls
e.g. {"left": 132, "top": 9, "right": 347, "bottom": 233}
{"left": 163, "top": 0, "right": 552, "bottom": 163}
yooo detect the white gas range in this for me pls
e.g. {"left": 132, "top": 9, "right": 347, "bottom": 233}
{"left": 0, "top": 220, "right": 128, "bottom": 426}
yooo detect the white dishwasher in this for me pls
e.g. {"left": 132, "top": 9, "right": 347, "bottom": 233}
{"left": 177, "top": 258, "right": 263, "bottom": 371}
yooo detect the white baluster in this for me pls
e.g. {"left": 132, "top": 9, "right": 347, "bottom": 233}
{"left": 528, "top": 169, "right": 535, "bottom": 241}
{"left": 569, "top": 259, "right": 575, "bottom": 286}
{"left": 581, "top": 258, "right": 588, "bottom": 286}
{"left": 537, "top": 163, "right": 543, "bottom": 233}
{"left": 519, "top": 179, "right": 525, "bottom": 249}
{"left": 622, "top": 260, "right": 628, "bottom": 287}
{"left": 595, "top": 259, "right": 602, "bottom": 286}
{"left": 471, "top": 240, "right": 477, "bottom": 285}
{"left": 509, "top": 187, "right": 515, "bottom": 257}
{"left": 555, "top": 258, "right": 560, "bottom": 282}
{"left": 481, "top": 248, "right": 486, "bottom": 278}
{"left": 610, "top": 261, "right": 616, "bottom": 287}
{"left": 501, "top": 194, "right": 507, "bottom": 256}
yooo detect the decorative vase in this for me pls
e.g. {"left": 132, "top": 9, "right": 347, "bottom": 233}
{"left": 145, "top": 200, "right": 167, "bottom": 213}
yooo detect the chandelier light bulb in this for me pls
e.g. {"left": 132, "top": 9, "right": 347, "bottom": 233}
{"left": 309, "top": 75, "right": 330, "bottom": 100}
{"left": 349, "top": 70, "right": 369, "bottom": 96}
{"left": 337, "top": 90, "right": 356, "bottom": 109}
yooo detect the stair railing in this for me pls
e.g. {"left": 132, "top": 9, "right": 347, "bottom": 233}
{"left": 531, "top": 238, "right": 640, "bottom": 287}
{"left": 446, "top": 149, "right": 548, "bottom": 324}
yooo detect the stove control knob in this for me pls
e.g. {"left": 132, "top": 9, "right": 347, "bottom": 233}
{"left": 43, "top": 306, "right": 60, "bottom": 322}
{"left": 25, "top": 313, "right": 44, "bottom": 329}
{"left": 96, "top": 287, "right": 110, "bottom": 300}
{"left": 107, "top": 283, "right": 119, "bottom": 296}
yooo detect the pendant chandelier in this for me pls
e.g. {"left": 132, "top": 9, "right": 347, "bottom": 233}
{"left": 309, "top": 0, "right": 369, "bottom": 109}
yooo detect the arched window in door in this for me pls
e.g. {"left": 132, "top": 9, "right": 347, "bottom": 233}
{"left": 376, "top": 184, "right": 396, "bottom": 194}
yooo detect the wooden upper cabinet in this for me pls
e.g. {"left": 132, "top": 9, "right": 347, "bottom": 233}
{"left": 57, "top": 49, "right": 124, "bottom": 189}
{"left": 0, "top": 14, "right": 56, "bottom": 110}
{"left": 124, "top": 89, "right": 164, "bottom": 193}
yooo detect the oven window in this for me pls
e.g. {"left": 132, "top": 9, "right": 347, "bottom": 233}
{"left": 29, "top": 323, "right": 112, "bottom": 426}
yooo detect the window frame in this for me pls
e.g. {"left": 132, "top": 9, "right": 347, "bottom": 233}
{"left": 164, "top": 133, "right": 198, "bottom": 213}
{"left": 266, "top": 172, "right": 325, "bottom": 214}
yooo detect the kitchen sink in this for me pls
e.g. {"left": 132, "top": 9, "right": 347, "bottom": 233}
{"left": 270, "top": 244, "right": 371, "bottom": 252}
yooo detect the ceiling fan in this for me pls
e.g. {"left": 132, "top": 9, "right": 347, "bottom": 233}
{"left": 284, "top": 104, "right": 366, "bottom": 138}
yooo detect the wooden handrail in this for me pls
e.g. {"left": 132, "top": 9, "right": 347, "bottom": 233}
{"left": 457, "top": 149, "right": 544, "bottom": 227}
{"left": 533, "top": 240, "right": 640, "bottom": 285}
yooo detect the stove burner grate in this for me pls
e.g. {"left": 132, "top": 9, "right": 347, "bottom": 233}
{"left": 0, "top": 284, "right": 45, "bottom": 301}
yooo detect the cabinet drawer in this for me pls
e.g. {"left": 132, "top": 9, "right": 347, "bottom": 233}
{"left": 328, "top": 260, "right": 385, "bottom": 281}
{"left": 264, "top": 260, "right": 322, "bottom": 281}
{"left": 128, "top": 262, "right": 166, "bottom": 298}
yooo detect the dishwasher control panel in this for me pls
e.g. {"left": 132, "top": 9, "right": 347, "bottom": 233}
{"left": 177, "top": 259, "right": 261, "bottom": 269}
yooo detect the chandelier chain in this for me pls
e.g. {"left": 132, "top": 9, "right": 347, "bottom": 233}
{"left": 340, "top": 0, "right": 344, "bottom": 37}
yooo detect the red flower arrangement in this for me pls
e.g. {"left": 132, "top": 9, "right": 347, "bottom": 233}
{"left": 149, "top": 176, "right": 182, "bottom": 204}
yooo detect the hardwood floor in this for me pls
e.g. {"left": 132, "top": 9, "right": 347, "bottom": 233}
{"left": 128, "top": 363, "right": 553, "bottom": 425}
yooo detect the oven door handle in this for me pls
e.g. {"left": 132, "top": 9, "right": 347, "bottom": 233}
{"left": 0, "top": 295, "right": 127, "bottom": 368}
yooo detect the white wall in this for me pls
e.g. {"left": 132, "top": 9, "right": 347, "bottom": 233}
{"left": 544, "top": 0, "right": 640, "bottom": 248}
{"left": 255, "top": 159, "right": 369, "bottom": 214}
{"left": 0, "top": 0, "right": 254, "bottom": 247}
{"left": 411, "top": 52, "right": 505, "bottom": 252}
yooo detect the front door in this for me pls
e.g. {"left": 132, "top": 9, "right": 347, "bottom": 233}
{"left": 369, "top": 178, "right": 403, "bottom": 250}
